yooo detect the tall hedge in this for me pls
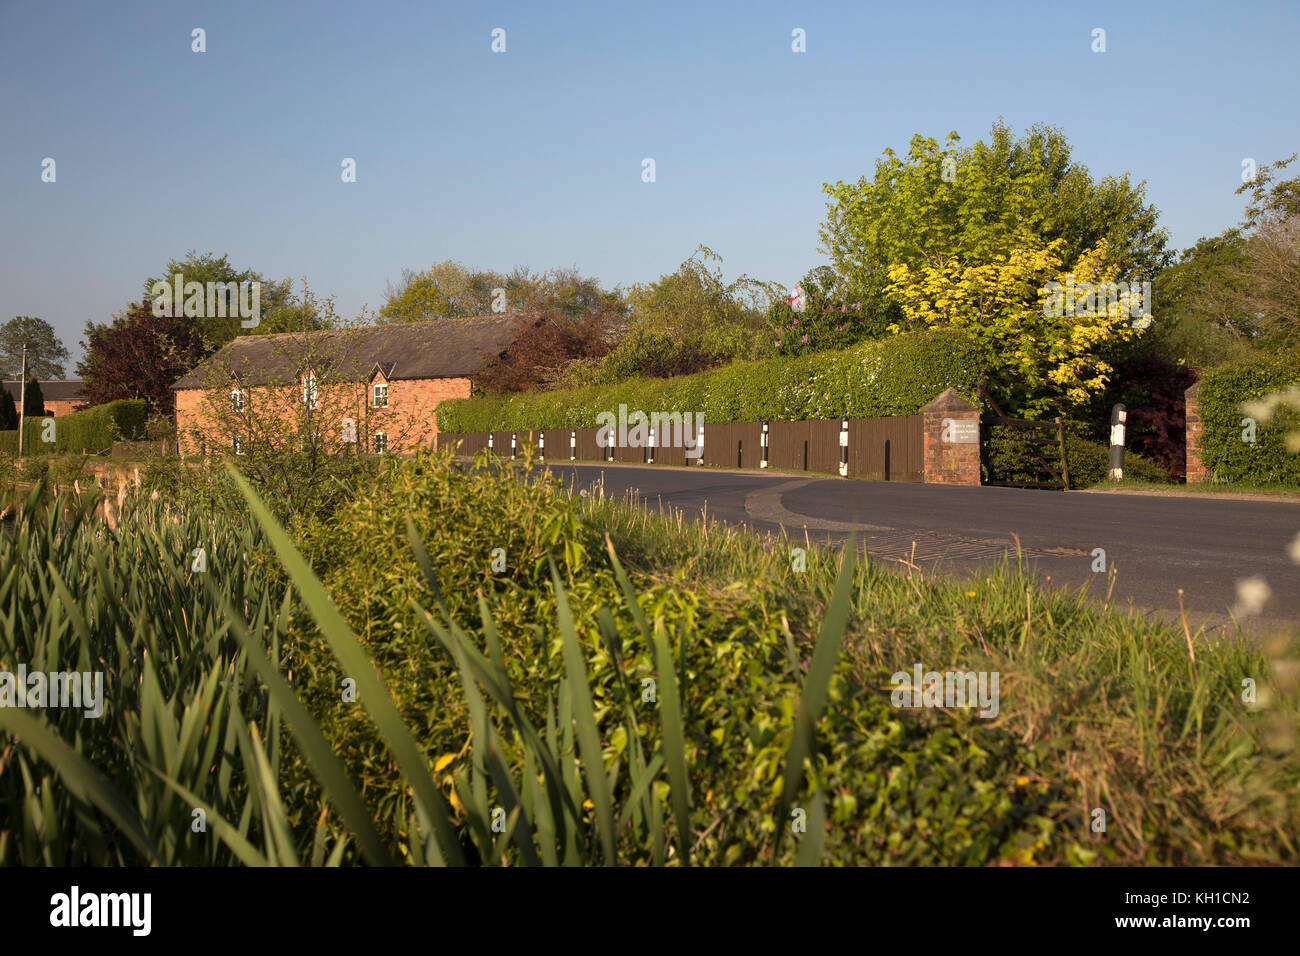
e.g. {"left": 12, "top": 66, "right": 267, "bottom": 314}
{"left": 1195, "top": 350, "right": 1300, "bottom": 486}
{"left": 440, "top": 329, "right": 988, "bottom": 431}
{"left": 0, "top": 399, "right": 148, "bottom": 456}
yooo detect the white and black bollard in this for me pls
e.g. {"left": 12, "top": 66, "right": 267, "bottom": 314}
{"left": 538, "top": 430, "right": 544, "bottom": 461}
{"left": 647, "top": 424, "right": 656, "bottom": 464}
{"left": 839, "top": 415, "right": 849, "bottom": 477}
{"left": 488, "top": 432, "right": 494, "bottom": 455}
{"left": 696, "top": 421, "right": 705, "bottom": 464}
{"left": 510, "top": 432, "right": 517, "bottom": 460}
{"left": 570, "top": 429, "right": 576, "bottom": 461}
{"left": 761, "top": 421, "right": 770, "bottom": 468}
{"left": 1109, "top": 404, "right": 1126, "bottom": 481}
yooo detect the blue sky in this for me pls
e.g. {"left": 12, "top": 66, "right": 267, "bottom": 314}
{"left": 1, "top": 0, "right": 1297, "bottom": 369}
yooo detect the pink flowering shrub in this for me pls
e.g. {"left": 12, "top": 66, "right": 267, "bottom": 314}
{"left": 766, "top": 272, "right": 892, "bottom": 356}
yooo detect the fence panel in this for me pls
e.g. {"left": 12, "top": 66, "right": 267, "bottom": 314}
{"left": 807, "top": 419, "right": 842, "bottom": 475}
{"left": 767, "top": 421, "right": 810, "bottom": 471}
{"left": 848, "top": 415, "right": 923, "bottom": 481}
{"left": 575, "top": 427, "right": 604, "bottom": 462}
{"left": 653, "top": 441, "right": 687, "bottom": 467}
{"left": 539, "top": 429, "right": 570, "bottom": 461}
{"left": 453, "top": 414, "right": 923, "bottom": 479}
{"left": 614, "top": 439, "right": 645, "bottom": 464}
{"left": 703, "top": 422, "right": 762, "bottom": 469}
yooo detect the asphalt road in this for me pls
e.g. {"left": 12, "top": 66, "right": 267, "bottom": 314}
{"left": 539, "top": 461, "right": 1300, "bottom": 635}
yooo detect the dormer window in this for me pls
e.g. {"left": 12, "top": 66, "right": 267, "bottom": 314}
{"left": 373, "top": 383, "right": 389, "bottom": 408}
{"left": 231, "top": 388, "right": 246, "bottom": 412}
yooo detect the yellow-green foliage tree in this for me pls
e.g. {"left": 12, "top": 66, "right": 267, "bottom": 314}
{"left": 887, "top": 239, "right": 1145, "bottom": 416}
{"left": 822, "top": 122, "right": 1168, "bottom": 415}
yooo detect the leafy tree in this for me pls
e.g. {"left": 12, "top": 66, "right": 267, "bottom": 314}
{"left": 77, "top": 303, "right": 208, "bottom": 416}
{"left": 887, "top": 238, "right": 1145, "bottom": 415}
{"left": 140, "top": 251, "right": 318, "bottom": 351}
{"left": 379, "top": 260, "right": 506, "bottom": 322}
{"left": 1236, "top": 153, "right": 1300, "bottom": 226}
{"left": 0, "top": 316, "right": 70, "bottom": 380}
{"left": 500, "top": 265, "right": 621, "bottom": 320}
{"left": 0, "top": 389, "right": 16, "bottom": 430}
{"left": 820, "top": 122, "right": 1169, "bottom": 322}
{"left": 21, "top": 379, "right": 45, "bottom": 417}
{"left": 379, "top": 261, "right": 626, "bottom": 326}
{"left": 1240, "top": 213, "right": 1300, "bottom": 346}
{"left": 1149, "top": 231, "right": 1256, "bottom": 367}
{"left": 622, "top": 245, "right": 777, "bottom": 339}
{"left": 474, "top": 296, "right": 623, "bottom": 393}
{"left": 1149, "top": 154, "right": 1300, "bottom": 362}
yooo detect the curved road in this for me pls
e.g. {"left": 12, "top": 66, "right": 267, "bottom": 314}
{"left": 539, "top": 461, "right": 1300, "bottom": 635}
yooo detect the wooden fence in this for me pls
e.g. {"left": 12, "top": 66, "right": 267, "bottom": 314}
{"left": 437, "top": 414, "right": 924, "bottom": 481}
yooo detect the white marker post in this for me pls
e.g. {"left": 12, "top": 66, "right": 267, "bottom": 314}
{"left": 1109, "top": 404, "right": 1126, "bottom": 482}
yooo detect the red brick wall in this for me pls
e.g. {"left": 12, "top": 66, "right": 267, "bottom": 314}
{"left": 175, "top": 376, "right": 472, "bottom": 457}
{"left": 43, "top": 400, "right": 86, "bottom": 416}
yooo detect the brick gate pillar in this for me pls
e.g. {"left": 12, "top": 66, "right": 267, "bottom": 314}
{"left": 1184, "top": 382, "right": 1207, "bottom": 483}
{"left": 923, "top": 389, "right": 981, "bottom": 485}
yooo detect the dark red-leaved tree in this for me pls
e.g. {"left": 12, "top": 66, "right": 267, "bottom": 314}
{"left": 474, "top": 297, "right": 620, "bottom": 393}
{"left": 77, "top": 303, "right": 208, "bottom": 416}
{"left": 1104, "top": 356, "right": 1198, "bottom": 479}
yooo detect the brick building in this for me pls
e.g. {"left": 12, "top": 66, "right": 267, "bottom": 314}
{"left": 2, "top": 380, "right": 88, "bottom": 417}
{"left": 170, "top": 315, "right": 520, "bottom": 456}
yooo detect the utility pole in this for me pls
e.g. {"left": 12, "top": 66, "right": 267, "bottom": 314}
{"left": 17, "top": 343, "right": 26, "bottom": 458}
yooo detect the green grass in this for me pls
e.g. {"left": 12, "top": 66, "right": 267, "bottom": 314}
{"left": 578, "top": 479, "right": 1300, "bottom": 864}
{"left": 1, "top": 450, "right": 1297, "bottom": 866}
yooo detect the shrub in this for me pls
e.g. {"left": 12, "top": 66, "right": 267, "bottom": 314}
{"left": 765, "top": 269, "right": 894, "bottom": 357}
{"left": 982, "top": 421, "right": 1172, "bottom": 487}
{"left": 439, "top": 329, "right": 988, "bottom": 431}
{"left": 0, "top": 399, "right": 147, "bottom": 456}
{"left": 1195, "top": 350, "right": 1300, "bottom": 486}
{"left": 1081, "top": 356, "right": 1197, "bottom": 478}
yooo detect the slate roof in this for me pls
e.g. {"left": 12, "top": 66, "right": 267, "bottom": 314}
{"left": 171, "top": 315, "right": 523, "bottom": 390}
{"left": 2, "top": 380, "right": 86, "bottom": 403}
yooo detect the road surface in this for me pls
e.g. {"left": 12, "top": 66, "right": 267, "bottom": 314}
{"left": 538, "top": 461, "right": 1300, "bottom": 635}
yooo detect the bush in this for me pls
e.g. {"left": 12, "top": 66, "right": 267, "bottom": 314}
{"left": 1081, "top": 356, "right": 1197, "bottom": 479}
{"left": 286, "top": 449, "right": 1076, "bottom": 864}
{"left": 439, "top": 329, "right": 988, "bottom": 431}
{"left": 1195, "top": 350, "right": 1300, "bottom": 486}
{"left": 0, "top": 399, "right": 148, "bottom": 456}
{"left": 982, "top": 421, "right": 1172, "bottom": 487}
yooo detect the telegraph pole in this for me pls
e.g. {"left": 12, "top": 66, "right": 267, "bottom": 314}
{"left": 17, "top": 343, "right": 26, "bottom": 458}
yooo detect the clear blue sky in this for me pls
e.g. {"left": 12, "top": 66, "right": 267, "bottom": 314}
{"left": 2, "top": 0, "right": 1297, "bottom": 370}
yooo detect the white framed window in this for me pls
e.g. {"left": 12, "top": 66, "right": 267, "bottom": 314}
{"left": 373, "top": 382, "right": 389, "bottom": 408}
{"left": 231, "top": 388, "right": 245, "bottom": 412}
{"left": 373, "top": 431, "right": 388, "bottom": 454}
{"left": 302, "top": 372, "right": 318, "bottom": 409}
{"left": 232, "top": 434, "right": 244, "bottom": 456}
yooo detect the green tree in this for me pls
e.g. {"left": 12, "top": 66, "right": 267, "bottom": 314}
{"left": 21, "top": 379, "right": 45, "bottom": 417}
{"left": 140, "top": 251, "right": 318, "bottom": 351}
{"left": 379, "top": 260, "right": 506, "bottom": 322}
{"left": 819, "top": 122, "right": 1169, "bottom": 321}
{"left": 0, "top": 389, "right": 17, "bottom": 430}
{"left": 1149, "top": 154, "right": 1300, "bottom": 363}
{"left": 1149, "top": 231, "right": 1257, "bottom": 367}
{"left": 0, "top": 316, "right": 70, "bottom": 380}
{"left": 622, "top": 245, "right": 777, "bottom": 337}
